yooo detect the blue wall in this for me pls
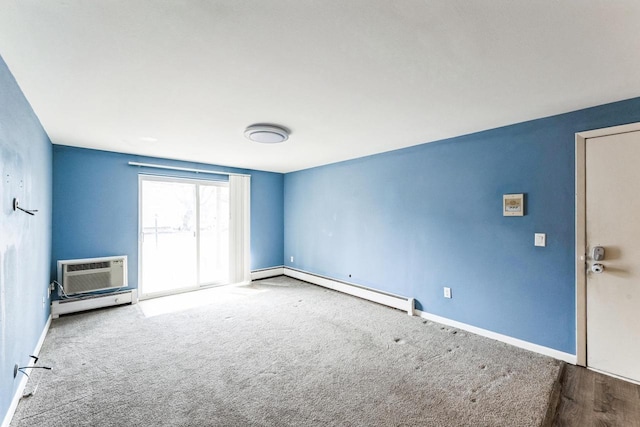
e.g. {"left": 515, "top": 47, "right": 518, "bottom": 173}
{"left": 52, "top": 146, "right": 284, "bottom": 289}
{"left": 0, "top": 57, "right": 52, "bottom": 421}
{"left": 284, "top": 97, "right": 640, "bottom": 355}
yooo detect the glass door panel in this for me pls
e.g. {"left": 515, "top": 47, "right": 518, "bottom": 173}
{"left": 141, "top": 180, "right": 197, "bottom": 295}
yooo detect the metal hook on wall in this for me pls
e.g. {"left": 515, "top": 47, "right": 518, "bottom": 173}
{"left": 13, "top": 198, "right": 38, "bottom": 216}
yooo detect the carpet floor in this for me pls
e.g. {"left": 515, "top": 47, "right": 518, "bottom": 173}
{"left": 11, "top": 276, "right": 560, "bottom": 426}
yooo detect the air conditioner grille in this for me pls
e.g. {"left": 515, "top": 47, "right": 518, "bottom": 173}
{"left": 67, "top": 261, "right": 111, "bottom": 272}
{"left": 66, "top": 272, "right": 112, "bottom": 294}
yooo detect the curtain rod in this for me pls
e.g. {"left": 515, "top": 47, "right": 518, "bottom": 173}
{"left": 128, "top": 162, "right": 250, "bottom": 177}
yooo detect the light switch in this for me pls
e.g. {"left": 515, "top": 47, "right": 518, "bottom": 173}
{"left": 534, "top": 233, "right": 546, "bottom": 247}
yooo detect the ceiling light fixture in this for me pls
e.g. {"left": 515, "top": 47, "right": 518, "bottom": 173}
{"left": 244, "top": 124, "right": 289, "bottom": 143}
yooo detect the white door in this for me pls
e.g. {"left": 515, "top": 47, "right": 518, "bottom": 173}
{"left": 586, "top": 129, "right": 640, "bottom": 382}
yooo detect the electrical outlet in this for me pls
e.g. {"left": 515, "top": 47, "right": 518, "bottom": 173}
{"left": 290, "top": 256, "right": 294, "bottom": 263}
{"left": 534, "top": 233, "right": 546, "bottom": 247}
{"left": 443, "top": 287, "right": 452, "bottom": 299}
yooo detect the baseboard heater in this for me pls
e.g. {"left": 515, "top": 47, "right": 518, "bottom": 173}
{"left": 284, "top": 268, "right": 415, "bottom": 315}
{"left": 51, "top": 289, "right": 137, "bottom": 318}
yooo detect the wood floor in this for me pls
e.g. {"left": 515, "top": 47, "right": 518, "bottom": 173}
{"left": 550, "top": 364, "right": 640, "bottom": 426}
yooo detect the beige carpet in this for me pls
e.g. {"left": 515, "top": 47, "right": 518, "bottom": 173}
{"left": 11, "top": 276, "right": 560, "bottom": 426}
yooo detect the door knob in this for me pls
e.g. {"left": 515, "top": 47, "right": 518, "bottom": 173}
{"left": 591, "top": 263, "right": 605, "bottom": 274}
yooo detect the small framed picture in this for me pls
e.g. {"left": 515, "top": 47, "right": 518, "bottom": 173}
{"left": 503, "top": 193, "right": 524, "bottom": 216}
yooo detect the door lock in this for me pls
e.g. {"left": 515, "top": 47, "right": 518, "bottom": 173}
{"left": 591, "top": 246, "right": 605, "bottom": 261}
{"left": 591, "top": 263, "right": 605, "bottom": 274}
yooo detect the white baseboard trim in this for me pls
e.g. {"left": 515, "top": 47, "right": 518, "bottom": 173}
{"left": 281, "top": 268, "right": 575, "bottom": 363}
{"left": 2, "top": 315, "right": 52, "bottom": 427}
{"left": 415, "top": 309, "right": 577, "bottom": 364}
{"left": 284, "top": 268, "right": 414, "bottom": 315}
{"left": 51, "top": 289, "right": 136, "bottom": 318}
{"left": 251, "top": 267, "right": 285, "bottom": 281}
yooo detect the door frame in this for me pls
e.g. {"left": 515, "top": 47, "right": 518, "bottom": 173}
{"left": 575, "top": 122, "right": 640, "bottom": 367}
{"left": 137, "top": 174, "right": 229, "bottom": 300}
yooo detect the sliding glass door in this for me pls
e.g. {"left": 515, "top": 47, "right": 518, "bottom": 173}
{"left": 139, "top": 176, "right": 229, "bottom": 298}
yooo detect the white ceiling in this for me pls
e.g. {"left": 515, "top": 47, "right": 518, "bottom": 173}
{"left": 1, "top": 1, "right": 640, "bottom": 173}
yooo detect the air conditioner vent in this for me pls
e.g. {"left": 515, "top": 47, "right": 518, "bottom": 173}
{"left": 67, "top": 261, "right": 111, "bottom": 272}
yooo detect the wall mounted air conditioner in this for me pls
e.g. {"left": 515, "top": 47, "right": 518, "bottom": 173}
{"left": 57, "top": 256, "right": 128, "bottom": 296}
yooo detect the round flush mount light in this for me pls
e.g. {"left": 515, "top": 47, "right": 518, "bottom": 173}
{"left": 244, "top": 124, "right": 289, "bottom": 143}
